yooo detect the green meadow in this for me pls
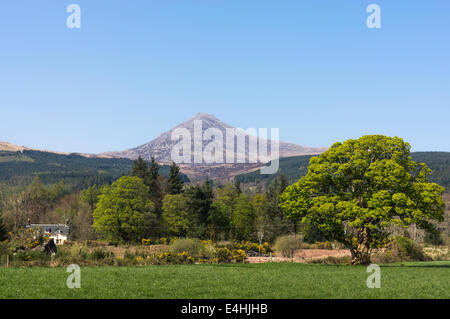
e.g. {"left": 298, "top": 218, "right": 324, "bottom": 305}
{"left": 1, "top": 261, "right": 449, "bottom": 299}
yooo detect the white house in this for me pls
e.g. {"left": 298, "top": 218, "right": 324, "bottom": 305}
{"left": 28, "top": 224, "right": 70, "bottom": 245}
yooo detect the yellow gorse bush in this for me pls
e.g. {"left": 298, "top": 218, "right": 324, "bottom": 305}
{"left": 232, "top": 249, "right": 247, "bottom": 260}
{"left": 234, "top": 240, "right": 272, "bottom": 254}
{"left": 315, "top": 241, "right": 333, "bottom": 249}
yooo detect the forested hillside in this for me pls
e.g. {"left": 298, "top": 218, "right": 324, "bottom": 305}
{"left": 235, "top": 152, "right": 450, "bottom": 191}
{"left": 0, "top": 150, "right": 189, "bottom": 190}
{"left": 234, "top": 155, "right": 314, "bottom": 185}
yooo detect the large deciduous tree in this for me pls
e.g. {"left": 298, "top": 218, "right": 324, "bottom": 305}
{"left": 93, "top": 176, "right": 156, "bottom": 242}
{"left": 161, "top": 194, "right": 192, "bottom": 237}
{"left": 232, "top": 194, "right": 255, "bottom": 240}
{"left": 280, "top": 135, "right": 445, "bottom": 265}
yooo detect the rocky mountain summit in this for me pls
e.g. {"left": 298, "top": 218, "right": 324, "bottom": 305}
{"left": 101, "top": 112, "right": 327, "bottom": 165}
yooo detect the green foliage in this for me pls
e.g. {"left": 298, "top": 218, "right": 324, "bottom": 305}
{"left": 9, "top": 227, "right": 46, "bottom": 251}
{"left": 280, "top": 135, "right": 445, "bottom": 265}
{"left": 206, "top": 201, "right": 231, "bottom": 240}
{"left": 161, "top": 194, "right": 193, "bottom": 237}
{"left": 93, "top": 176, "right": 156, "bottom": 242}
{"left": 373, "top": 236, "right": 430, "bottom": 263}
{"left": 411, "top": 152, "right": 450, "bottom": 190}
{"left": 148, "top": 157, "right": 161, "bottom": 191}
{"left": 233, "top": 240, "right": 272, "bottom": 255}
{"left": 309, "top": 256, "right": 352, "bottom": 264}
{"left": 232, "top": 194, "right": 255, "bottom": 240}
{"left": 262, "top": 175, "right": 292, "bottom": 242}
{"left": 167, "top": 162, "right": 184, "bottom": 195}
{"left": 390, "top": 236, "right": 428, "bottom": 261}
{"left": 235, "top": 152, "right": 450, "bottom": 191}
{"left": 169, "top": 238, "right": 203, "bottom": 258}
{"left": 273, "top": 234, "right": 303, "bottom": 258}
{"left": 79, "top": 184, "right": 100, "bottom": 210}
{"left": 424, "top": 231, "right": 445, "bottom": 246}
{"left": 302, "top": 224, "right": 328, "bottom": 243}
{"left": 132, "top": 156, "right": 150, "bottom": 183}
{"left": 185, "top": 179, "right": 214, "bottom": 230}
{"left": 89, "top": 248, "right": 115, "bottom": 260}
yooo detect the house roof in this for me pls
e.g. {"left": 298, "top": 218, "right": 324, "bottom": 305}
{"left": 28, "top": 224, "right": 70, "bottom": 235}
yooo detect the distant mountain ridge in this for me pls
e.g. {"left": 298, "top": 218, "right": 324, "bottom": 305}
{"left": 0, "top": 113, "right": 328, "bottom": 181}
{"left": 101, "top": 112, "right": 327, "bottom": 163}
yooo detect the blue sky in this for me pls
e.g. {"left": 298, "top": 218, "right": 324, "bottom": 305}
{"left": 0, "top": 1, "right": 449, "bottom": 153}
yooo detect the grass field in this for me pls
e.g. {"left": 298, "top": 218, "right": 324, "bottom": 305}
{"left": 0, "top": 261, "right": 449, "bottom": 299}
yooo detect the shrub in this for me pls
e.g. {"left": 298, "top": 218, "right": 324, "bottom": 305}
{"left": 199, "top": 243, "right": 218, "bottom": 260}
{"left": 9, "top": 227, "right": 45, "bottom": 251}
{"left": 231, "top": 249, "right": 247, "bottom": 262}
{"left": 314, "top": 241, "right": 333, "bottom": 249}
{"left": 424, "top": 231, "right": 445, "bottom": 246}
{"left": 68, "top": 244, "right": 89, "bottom": 259}
{"left": 274, "top": 235, "right": 303, "bottom": 258}
{"left": 372, "top": 236, "right": 430, "bottom": 263}
{"left": 124, "top": 249, "right": 135, "bottom": 260}
{"left": 310, "top": 256, "right": 352, "bottom": 265}
{"left": 233, "top": 240, "right": 272, "bottom": 255}
{"left": 391, "top": 236, "right": 428, "bottom": 261}
{"left": 89, "top": 248, "right": 114, "bottom": 260}
{"left": 15, "top": 250, "right": 50, "bottom": 262}
{"left": 169, "top": 238, "right": 203, "bottom": 258}
{"left": 217, "top": 247, "right": 233, "bottom": 263}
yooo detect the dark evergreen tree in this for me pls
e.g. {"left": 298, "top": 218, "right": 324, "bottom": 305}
{"left": 234, "top": 180, "right": 242, "bottom": 195}
{"left": 167, "top": 162, "right": 183, "bottom": 195}
{"left": 263, "top": 174, "right": 292, "bottom": 241}
{"left": 148, "top": 157, "right": 160, "bottom": 190}
{"left": 132, "top": 156, "right": 149, "bottom": 182}
{"left": 185, "top": 179, "right": 214, "bottom": 237}
{"left": 0, "top": 212, "right": 8, "bottom": 242}
{"left": 278, "top": 174, "right": 289, "bottom": 192}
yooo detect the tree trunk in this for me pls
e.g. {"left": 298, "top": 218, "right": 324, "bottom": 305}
{"left": 350, "top": 228, "right": 371, "bottom": 265}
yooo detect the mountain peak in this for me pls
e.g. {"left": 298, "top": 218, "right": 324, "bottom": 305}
{"left": 193, "top": 112, "right": 213, "bottom": 119}
{"left": 187, "top": 112, "right": 225, "bottom": 124}
{"left": 100, "top": 112, "right": 327, "bottom": 166}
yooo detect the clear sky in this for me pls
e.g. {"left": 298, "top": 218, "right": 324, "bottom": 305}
{"left": 0, "top": 1, "right": 449, "bottom": 153}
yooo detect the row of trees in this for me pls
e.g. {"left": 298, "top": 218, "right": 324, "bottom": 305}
{"left": 91, "top": 157, "right": 297, "bottom": 243}
{"left": 1, "top": 135, "right": 447, "bottom": 266}
{"left": 0, "top": 176, "right": 98, "bottom": 241}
